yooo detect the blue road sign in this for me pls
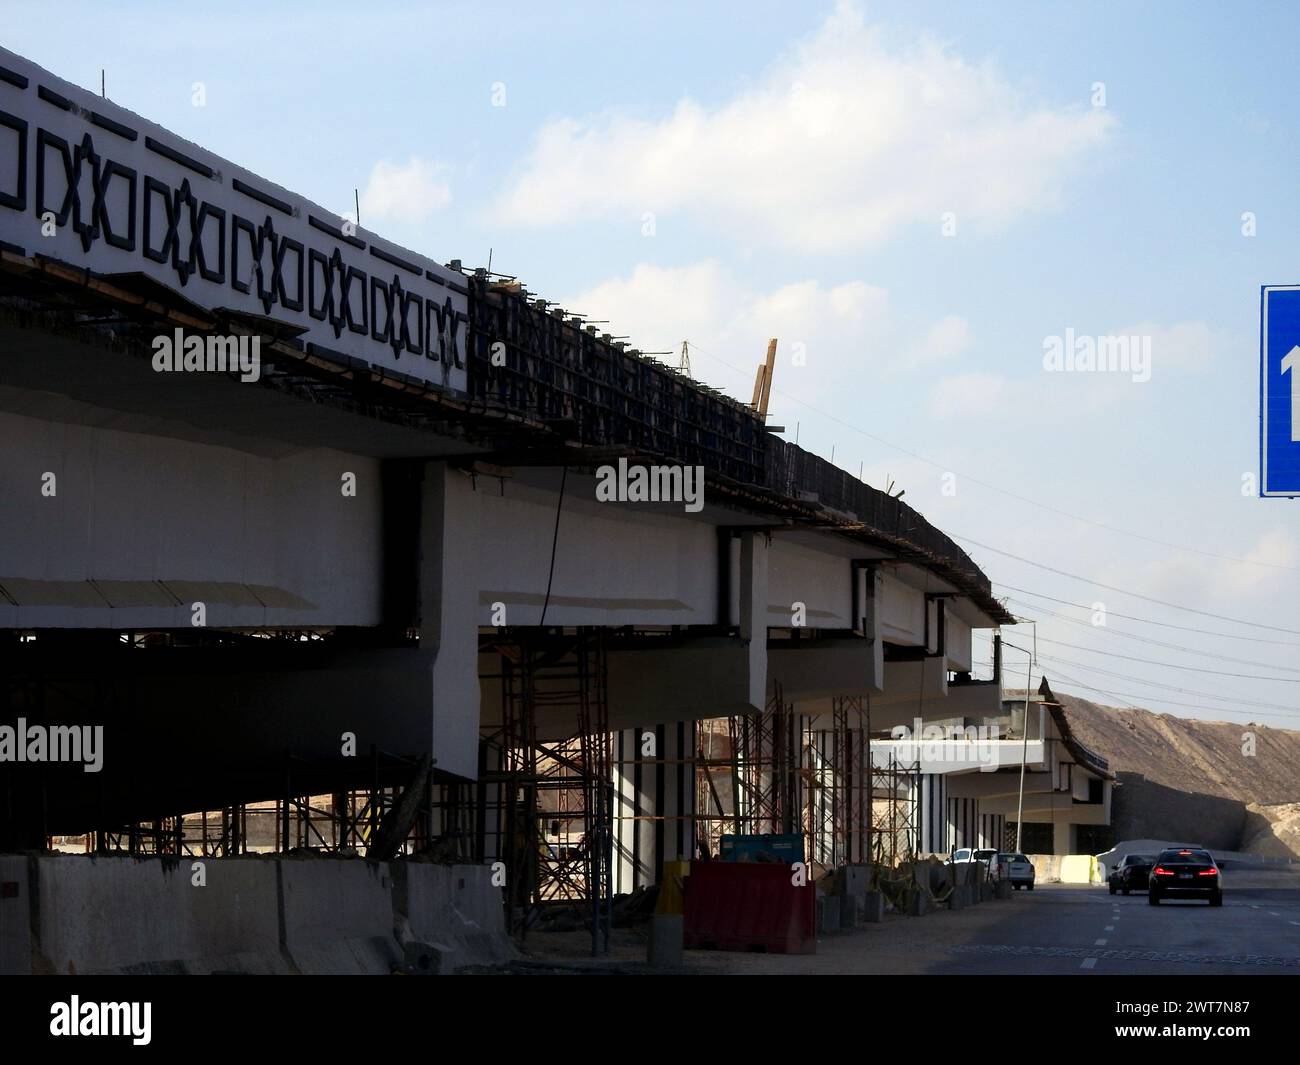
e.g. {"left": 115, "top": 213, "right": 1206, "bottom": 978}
{"left": 1261, "top": 285, "right": 1300, "bottom": 496}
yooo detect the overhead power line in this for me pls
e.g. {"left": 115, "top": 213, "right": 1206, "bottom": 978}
{"left": 997, "top": 584, "right": 1300, "bottom": 648}
{"left": 1016, "top": 632, "right": 1300, "bottom": 682}
{"left": 1002, "top": 595, "right": 1300, "bottom": 674}
{"left": 971, "top": 634, "right": 1299, "bottom": 714}
{"left": 1042, "top": 666, "right": 1293, "bottom": 724}
{"left": 953, "top": 534, "right": 1300, "bottom": 636}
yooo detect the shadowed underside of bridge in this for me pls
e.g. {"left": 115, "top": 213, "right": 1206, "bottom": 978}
{"left": 0, "top": 258, "right": 1013, "bottom": 852}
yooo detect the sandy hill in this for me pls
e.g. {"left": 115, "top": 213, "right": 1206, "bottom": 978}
{"left": 1051, "top": 693, "right": 1300, "bottom": 856}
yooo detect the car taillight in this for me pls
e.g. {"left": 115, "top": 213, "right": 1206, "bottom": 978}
{"left": 1153, "top": 866, "right": 1174, "bottom": 876}
{"left": 1197, "top": 868, "right": 1218, "bottom": 877}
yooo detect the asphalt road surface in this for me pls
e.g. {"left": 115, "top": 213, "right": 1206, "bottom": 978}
{"left": 694, "top": 866, "right": 1300, "bottom": 975}
{"left": 508, "top": 865, "right": 1300, "bottom": 975}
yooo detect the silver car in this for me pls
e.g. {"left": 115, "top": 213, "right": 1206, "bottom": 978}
{"left": 997, "top": 852, "right": 1036, "bottom": 890}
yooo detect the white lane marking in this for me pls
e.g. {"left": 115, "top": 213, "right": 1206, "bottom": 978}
{"left": 1095, "top": 938, "right": 1107, "bottom": 946}
{"left": 1081, "top": 957, "right": 1097, "bottom": 969}
{"left": 1269, "top": 912, "right": 1281, "bottom": 917}
{"left": 1251, "top": 905, "right": 1261, "bottom": 909}
{"left": 1105, "top": 925, "right": 1115, "bottom": 931}
{"left": 1289, "top": 921, "right": 1300, "bottom": 927}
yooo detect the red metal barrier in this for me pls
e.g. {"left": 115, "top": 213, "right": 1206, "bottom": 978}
{"left": 683, "top": 861, "right": 816, "bottom": 954}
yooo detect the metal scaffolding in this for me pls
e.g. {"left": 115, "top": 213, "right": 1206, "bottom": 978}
{"left": 731, "top": 682, "right": 800, "bottom": 839}
{"left": 691, "top": 689, "right": 880, "bottom": 869}
{"left": 474, "top": 629, "right": 614, "bottom": 953}
{"left": 869, "top": 748, "right": 920, "bottom": 867}
{"left": 802, "top": 695, "right": 871, "bottom": 868}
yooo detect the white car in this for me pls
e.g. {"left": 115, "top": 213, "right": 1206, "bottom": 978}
{"left": 951, "top": 847, "right": 1000, "bottom": 876}
{"left": 997, "top": 852, "right": 1036, "bottom": 890}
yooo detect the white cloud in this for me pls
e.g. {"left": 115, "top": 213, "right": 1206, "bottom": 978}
{"left": 1119, "top": 320, "right": 1216, "bottom": 374}
{"left": 561, "top": 260, "right": 890, "bottom": 409}
{"left": 899, "top": 314, "right": 971, "bottom": 370}
{"left": 359, "top": 156, "right": 451, "bottom": 224}
{"left": 496, "top": 1, "right": 1114, "bottom": 251}
{"left": 929, "top": 371, "right": 1023, "bottom": 420}
{"left": 1104, "top": 527, "right": 1300, "bottom": 610}
{"left": 929, "top": 318, "right": 1219, "bottom": 422}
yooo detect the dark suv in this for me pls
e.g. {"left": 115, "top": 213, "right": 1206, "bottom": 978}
{"left": 1108, "top": 854, "right": 1154, "bottom": 895}
{"left": 1148, "top": 848, "right": 1222, "bottom": 906}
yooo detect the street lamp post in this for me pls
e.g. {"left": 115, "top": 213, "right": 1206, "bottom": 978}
{"left": 1004, "top": 625, "right": 1036, "bottom": 854}
{"left": 1015, "top": 654, "right": 1032, "bottom": 853}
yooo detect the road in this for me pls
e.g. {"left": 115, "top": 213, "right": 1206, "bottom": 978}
{"left": 504, "top": 866, "right": 1300, "bottom": 975}
{"left": 690, "top": 867, "right": 1300, "bottom": 975}
{"left": 938, "top": 870, "right": 1300, "bottom": 975}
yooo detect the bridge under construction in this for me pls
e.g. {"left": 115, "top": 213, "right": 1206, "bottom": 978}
{"left": 0, "top": 45, "right": 1112, "bottom": 971}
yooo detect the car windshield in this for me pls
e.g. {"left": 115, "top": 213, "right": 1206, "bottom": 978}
{"left": 1157, "top": 849, "right": 1212, "bottom": 865}
{"left": 974, "top": 850, "right": 997, "bottom": 860}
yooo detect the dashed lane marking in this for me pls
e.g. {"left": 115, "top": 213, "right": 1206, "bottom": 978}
{"left": 1081, "top": 958, "right": 1097, "bottom": 969}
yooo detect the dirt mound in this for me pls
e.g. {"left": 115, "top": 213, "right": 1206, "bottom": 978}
{"left": 1047, "top": 693, "right": 1300, "bottom": 856}
{"left": 1241, "top": 802, "right": 1300, "bottom": 859}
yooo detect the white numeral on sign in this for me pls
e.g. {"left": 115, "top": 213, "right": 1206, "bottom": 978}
{"left": 1283, "top": 345, "right": 1300, "bottom": 442}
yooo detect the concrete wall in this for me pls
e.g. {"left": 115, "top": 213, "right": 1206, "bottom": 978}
{"left": 3, "top": 855, "right": 511, "bottom": 976}
{"left": 0, "top": 410, "right": 384, "bottom": 629}
{"left": 1110, "top": 773, "right": 1248, "bottom": 853}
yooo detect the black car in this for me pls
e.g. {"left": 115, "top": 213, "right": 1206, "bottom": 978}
{"left": 1148, "top": 848, "right": 1223, "bottom": 906}
{"left": 1108, "top": 854, "right": 1154, "bottom": 895}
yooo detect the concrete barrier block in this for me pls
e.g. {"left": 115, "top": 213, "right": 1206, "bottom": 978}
{"left": 647, "top": 913, "right": 684, "bottom": 968}
{"left": 0, "top": 856, "right": 31, "bottom": 975}
{"left": 995, "top": 880, "right": 1013, "bottom": 900}
{"left": 280, "top": 859, "right": 398, "bottom": 975}
{"left": 905, "top": 889, "right": 929, "bottom": 917}
{"left": 394, "top": 862, "right": 514, "bottom": 972}
{"left": 816, "top": 895, "right": 841, "bottom": 933}
{"left": 840, "top": 864, "right": 875, "bottom": 896}
{"left": 34, "top": 855, "right": 284, "bottom": 975}
{"left": 839, "top": 892, "right": 859, "bottom": 928}
{"left": 22, "top": 854, "right": 513, "bottom": 976}
{"left": 860, "top": 890, "right": 885, "bottom": 923}
{"left": 980, "top": 881, "right": 994, "bottom": 903}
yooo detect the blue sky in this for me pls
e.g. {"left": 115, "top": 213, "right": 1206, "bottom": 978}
{"left": 7, "top": 0, "right": 1300, "bottom": 727}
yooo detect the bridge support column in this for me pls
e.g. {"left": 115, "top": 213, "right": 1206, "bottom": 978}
{"left": 979, "top": 811, "right": 1006, "bottom": 851}
{"left": 739, "top": 532, "right": 769, "bottom": 709}
{"left": 860, "top": 564, "right": 885, "bottom": 691}
{"left": 612, "top": 722, "right": 697, "bottom": 893}
{"left": 913, "top": 773, "right": 948, "bottom": 854}
{"left": 419, "top": 462, "right": 482, "bottom": 780}
{"left": 947, "top": 794, "right": 978, "bottom": 851}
